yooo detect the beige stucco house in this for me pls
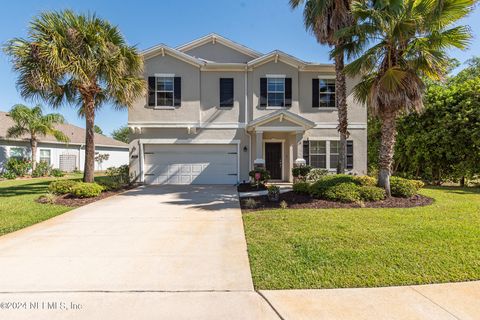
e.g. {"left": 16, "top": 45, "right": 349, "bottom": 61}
{"left": 129, "top": 34, "right": 367, "bottom": 184}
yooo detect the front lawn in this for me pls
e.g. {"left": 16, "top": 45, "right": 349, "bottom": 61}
{"left": 243, "top": 187, "right": 480, "bottom": 289}
{"left": 0, "top": 174, "right": 103, "bottom": 236}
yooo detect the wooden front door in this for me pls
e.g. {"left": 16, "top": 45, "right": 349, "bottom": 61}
{"left": 265, "top": 142, "right": 282, "bottom": 180}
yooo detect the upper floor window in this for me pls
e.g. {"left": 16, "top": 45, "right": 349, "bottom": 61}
{"left": 260, "top": 77, "right": 292, "bottom": 108}
{"left": 148, "top": 76, "right": 181, "bottom": 108}
{"left": 219, "top": 78, "right": 234, "bottom": 107}
{"left": 319, "top": 79, "right": 336, "bottom": 108}
{"left": 267, "top": 78, "right": 285, "bottom": 107}
{"left": 312, "top": 78, "right": 336, "bottom": 108}
{"left": 40, "top": 149, "right": 51, "bottom": 165}
{"left": 156, "top": 77, "right": 174, "bottom": 107}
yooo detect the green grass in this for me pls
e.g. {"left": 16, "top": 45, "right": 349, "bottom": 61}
{"left": 0, "top": 174, "right": 104, "bottom": 236}
{"left": 243, "top": 187, "right": 480, "bottom": 289}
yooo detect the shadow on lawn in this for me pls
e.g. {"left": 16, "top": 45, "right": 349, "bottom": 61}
{"left": 0, "top": 180, "right": 53, "bottom": 197}
{"left": 426, "top": 185, "right": 480, "bottom": 195}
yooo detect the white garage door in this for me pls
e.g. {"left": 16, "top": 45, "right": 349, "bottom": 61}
{"left": 143, "top": 144, "right": 238, "bottom": 185}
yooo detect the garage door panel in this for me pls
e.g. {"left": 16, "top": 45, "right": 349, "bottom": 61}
{"left": 144, "top": 144, "right": 238, "bottom": 185}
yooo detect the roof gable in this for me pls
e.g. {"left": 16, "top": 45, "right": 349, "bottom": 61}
{"left": 176, "top": 34, "right": 261, "bottom": 61}
{"left": 247, "top": 110, "right": 315, "bottom": 131}
{"left": 142, "top": 44, "right": 204, "bottom": 67}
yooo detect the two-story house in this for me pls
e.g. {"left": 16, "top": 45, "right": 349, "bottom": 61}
{"left": 129, "top": 34, "right": 367, "bottom": 184}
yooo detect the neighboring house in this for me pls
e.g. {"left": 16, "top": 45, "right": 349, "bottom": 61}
{"left": 129, "top": 34, "right": 367, "bottom": 184}
{"left": 0, "top": 111, "right": 129, "bottom": 172}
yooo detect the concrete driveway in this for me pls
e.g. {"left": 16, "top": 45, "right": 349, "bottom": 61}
{"left": 0, "top": 186, "right": 279, "bottom": 319}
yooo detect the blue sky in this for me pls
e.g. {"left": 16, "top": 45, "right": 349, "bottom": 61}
{"left": 0, "top": 0, "right": 479, "bottom": 136}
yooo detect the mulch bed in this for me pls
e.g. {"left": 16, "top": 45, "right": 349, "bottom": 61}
{"left": 240, "top": 191, "right": 433, "bottom": 211}
{"left": 37, "top": 186, "right": 134, "bottom": 207}
{"left": 237, "top": 182, "right": 267, "bottom": 192}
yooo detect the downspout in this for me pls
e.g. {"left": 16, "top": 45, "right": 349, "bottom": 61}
{"left": 244, "top": 66, "right": 252, "bottom": 172}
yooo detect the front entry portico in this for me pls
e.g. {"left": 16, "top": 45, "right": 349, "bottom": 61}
{"left": 247, "top": 110, "right": 315, "bottom": 182}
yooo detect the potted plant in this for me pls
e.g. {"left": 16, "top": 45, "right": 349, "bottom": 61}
{"left": 267, "top": 185, "right": 280, "bottom": 202}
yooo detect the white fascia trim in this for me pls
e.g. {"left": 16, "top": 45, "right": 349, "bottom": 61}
{"left": 154, "top": 73, "right": 175, "bottom": 77}
{"left": 0, "top": 138, "right": 127, "bottom": 149}
{"left": 128, "top": 122, "right": 245, "bottom": 129}
{"left": 142, "top": 44, "right": 204, "bottom": 67}
{"left": 139, "top": 139, "right": 241, "bottom": 145}
{"left": 318, "top": 74, "right": 336, "bottom": 79}
{"left": 256, "top": 126, "right": 304, "bottom": 132}
{"left": 265, "top": 74, "right": 286, "bottom": 78}
{"left": 314, "top": 122, "right": 367, "bottom": 129}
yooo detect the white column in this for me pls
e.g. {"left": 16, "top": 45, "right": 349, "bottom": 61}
{"left": 294, "top": 131, "right": 306, "bottom": 166}
{"left": 254, "top": 130, "right": 265, "bottom": 168}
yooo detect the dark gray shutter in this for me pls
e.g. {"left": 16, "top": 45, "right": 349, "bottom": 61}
{"left": 260, "top": 78, "right": 267, "bottom": 107}
{"left": 220, "top": 78, "right": 234, "bottom": 107}
{"left": 174, "top": 77, "right": 181, "bottom": 106}
{"left": 303, "top": 140, "right": 309, "bottom": 165}
{"left": 312, "top": 79, "right": 319, "bottom": 108}
{"left": 285, "top": 78, "right": 292, "bottom": 107}
{"left": 148, "top": 77, "right": 156, "bottom": 106}
{"left": 347, "top": 140, "right": 354, "bottom": 169}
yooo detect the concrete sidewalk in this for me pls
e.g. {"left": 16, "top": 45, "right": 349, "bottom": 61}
{"left": 261, "top": 281, "right": 480, "bottom": 320}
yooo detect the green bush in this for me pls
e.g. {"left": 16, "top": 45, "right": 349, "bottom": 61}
{"left": 293, "top": 182, "right": 310, "bottom": 194}
{"left": 359, "top": 185, "right": 386, "bottom": 201}
{"left": 32, "top": 161, "right": 51, "bottom": 177}
{"left": 4, "top": 158, "right": 31, "bottom": 177}
{"left": 355, "top": 175, "right": 377, "bottom": 186}
{"left": 97, "top": 177, "right": 121, "bottom": 191}
{"left": 306, "top": 168, "right": 328, "bottom": 182}
{"left": 2, "top": 171, "right": 17, "bottom": 180}
{"left": 323, "top": 182, "right": 361, "bottom": 203}
{"left": 106, "top": 165, "right": 129, "bottom": 185}
{"left": 48, "top": 180, "right": 78, "bottom": 194}
{"left": 37, "top": 192, "right": 57, "bottom": 204}
{"left": 390, "top": 176, "right": 420, "bottom": 198}
{"left": 292, "top": 165, "right": 312, "bottom": 181}
{"left": 70, "top": 182, "right": 104, "bottom": 198}
{"left": 51, "top": 168, "right": 65, "bottom": 177}
{"left": 309, "top": 174, "right": 358, "bottom": 198}
{"left": 249, "top": 169, "right": 270, "bottom": 186}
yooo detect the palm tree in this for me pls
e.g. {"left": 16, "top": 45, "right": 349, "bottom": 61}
{"left": 338, "top": 0, "right": 473, "bottom": 195}
{"left": 290, "top": 0, "right": 353, "bottom": 173}
{"left": 4, "top": 10, "right": 145, "bottom": 182}
{"left": 6, "top": 104, "right": 69, "bottom": 170}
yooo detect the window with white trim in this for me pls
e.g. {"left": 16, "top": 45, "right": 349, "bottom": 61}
{"left": 267, "top": 78, "right": 285, "bottom": 107}
{"left": 309, "top": 140, "right": 354, "bottom": 170}
{"left": 156, "top": 77, "right": 174, "bottom": 107}
{"left": 309, "top": 141, "right": 327, "bottom": 169}
{"left": 330, "top": 141, "right": 340, "bottom": 169}
{"left": 319, "top": 79, "right": 336, "bottom": 108}
{"left": 40, "top": 149, "right": 51, "bottom": 165}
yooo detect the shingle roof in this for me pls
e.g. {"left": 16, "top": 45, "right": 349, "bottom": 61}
{"left": 0, "top": 111, "right": 128, "bottom": 148}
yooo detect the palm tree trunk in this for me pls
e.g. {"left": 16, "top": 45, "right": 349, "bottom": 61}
{"left": 83, "top": 96, "right": 96, "bottom": 183}
{"left": 335, "top": 51, "right": 348, "bottom": 174}
{"left": 30, "top": 138, "right": 37, "bottom": 171}
{"left": 377, "top": 110, "right": 398, "bottom": 197}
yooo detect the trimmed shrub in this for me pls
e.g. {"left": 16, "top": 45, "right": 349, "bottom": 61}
{"left": 243, "top": 198, "right": 257, "bottom": 209}
{"left": 32, "top": 161, "right": 51, "bottom": 177}
{"left": 249, "top": 169, "right": 270, "bottom": 186}
{"left": 4, "top": 158, "right": 31, "bottom": 177}
{"left": 51, "top": 168, "right": 65, "bottom": 177}
{"left": 359, "top": 186, "right": 386, "bottom": 201}
{"left": 2, "top": 171, "right": 17, "bottom": 180}
{"left": 293, "top": 182, "right": 310, "bottom": 194}
{"left": 279, "top": 200, "right": 288, "bottom": 209}
{"left": 306, "top": 168, "right": 328, "bottom": 182}
{"left": 355, "top": 175, "right": 377, "bottom": 186}
{"left": 106, "top": 165, "right": 129, "bottom": 184}
{"left": 70, "top": 182, "right": 104, "bottom": 198}
{"left": 309, "top": 174, "right": 358, "bottom": 198}
{"left": 48, "top": 180, "right": 78, "bottom": 195}
{"left": 411, "top": 179, "right": 425, "bottom": 189}
{"left": 292, "top": 165, "right": 312, "bottom": 181}
{"left": 323, "top": 182, "right": 361, "bottom": 203}
{"left": 390, "top": 176, "right": 420, "bottom": 198}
